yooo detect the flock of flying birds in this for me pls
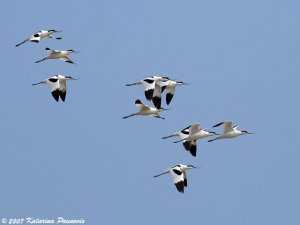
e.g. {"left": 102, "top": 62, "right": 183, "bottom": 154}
{"left": 16, "top": 29, "right": 78, "bottom": 102}
{"left": 122, "top": 75, "right": 253, "bottom": 193}
{"left": 16, "top": 29, "right": 253, "bottom": 193}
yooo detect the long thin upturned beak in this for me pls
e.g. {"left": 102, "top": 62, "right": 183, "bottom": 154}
{"left": 125, "top": 82, "right": 139, "bottom": 86}
{"left": 179, "top": 82, "right": 190, "bottom": 85}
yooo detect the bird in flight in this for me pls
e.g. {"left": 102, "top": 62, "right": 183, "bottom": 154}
{"left": 35, "top": 48, "right": 79, "bottom": 64}
{"left": 208, "top": 120, "right": 253, "bottom": 142}
{"left": 15, "top": 29, "right": 62, "bottom": 47}
{"left": 122, "top": 99, "right": 169, "bottom": 119}
{"left": 154, "top": 164, "right": 198, "bottom": 193}
{"left": 32, "top": 75, "right": 78, "bottom": 102}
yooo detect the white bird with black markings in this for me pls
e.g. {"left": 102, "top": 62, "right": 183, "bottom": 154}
{"left": 32, "top": 75, "right": 78, "bottom": 102}
{"left": 208, "top": 120, "right": 252, "bottom": 142}
{"left": 154, "top": 164, "right": 197, "bottom": 193}
{"left": 35, "top": 47, "right": 78, "bottom": 64}
{"left": 15, "top": 29, "right": 62, "bottom": 47}
{"left": 173, "top": 123, "right": 217, "bottom": 157}
{"left": 162, "top": 127, "right": 196, "bottom": 156}
{"left": 125, "top": 76, "right": 169, "bottom": 102}
{"left": 122, "top": 99, "right": 168, "bottom": 119}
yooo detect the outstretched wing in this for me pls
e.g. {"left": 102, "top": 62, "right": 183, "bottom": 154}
{"left": 189, "top": 123, "right": 201, "bottom": 135}
{"left": 60, "top": 56, "right": 74, "bottom": 64}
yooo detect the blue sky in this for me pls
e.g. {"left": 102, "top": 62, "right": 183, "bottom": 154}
{"left": 1, "top": 0, "right": 300, "bottom": 224}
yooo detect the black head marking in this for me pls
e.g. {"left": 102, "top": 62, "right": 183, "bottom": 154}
{"left": 33, "top": 33, "right": 40, "bottom": 37}
{"left": 135, "top": 99, "right": 142, "bottom": 104}
{"left": 45, "top": 47, "right": 51, "bottom": 50}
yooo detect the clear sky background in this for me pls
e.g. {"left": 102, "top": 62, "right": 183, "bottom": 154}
{"left": 1, "top": 0, "right": 300, "bottom": 224}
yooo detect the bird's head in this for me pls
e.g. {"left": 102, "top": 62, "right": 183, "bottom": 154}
{"left": 241, "top": 130, "right": 253, "bottom": 135}
{"left": 67, "top": 49, "right": 80, "bottom": 53}
{"left": 65, "top": 76, "right": 79, "bottom": 80}
{"left": 186, "top": 165, "right": 199, "bottom": 170}
{"left": 45, "top": 47, "right": 51, "bottom": 51}
{"left": 48, "top": 29, "right": 62, "bottom": 33}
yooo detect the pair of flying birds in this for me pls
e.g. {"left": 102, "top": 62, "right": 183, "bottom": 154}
{"left": 16, "top": 29, "right": 79, "bottom": 64}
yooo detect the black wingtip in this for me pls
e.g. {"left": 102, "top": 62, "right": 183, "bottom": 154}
{"left": 189, "top": 143, "right": 197, "bottom": 157}
{"left": 152, "top": 96, "right": 161, "bottom": 109}
{"left": 166, "top": 93, "right": 174, "bottom": 105}
{"left": 145, "top": 89, "right": 154, "bottom": 101}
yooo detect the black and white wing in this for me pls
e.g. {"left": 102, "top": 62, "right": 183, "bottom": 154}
{"left": 60, "top": 56, "right": 74, "bottom": 64}
{"left": 58, "top": 79, "right": 67, "bottom": 102}
{"left": 152, "top": 83, "right": 162, "bottom": 109}
{"left": 141, "top": 79, "right": 155, "bottom": 100}
{"left": 165, "top": 82, "right": 176, "bottom": 105}
{"left": 46, "top": 77, "right": 60, "bottom": 101}
{"left": 170, "top": 167, "right": 185, "bottom": 193}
